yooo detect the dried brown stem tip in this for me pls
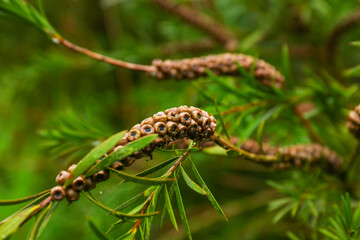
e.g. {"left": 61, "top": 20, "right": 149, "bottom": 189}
{"left": 149, "top": 53, "right": 284, "bottom": 88}
{"left": 347, "top": 104, "right": 360, "bottom": 139}
{"left": 151, "top": 0, "right": 238, "bottom": 50}
{"left": 277, "top": 144, "right": 343, "bottom": 172}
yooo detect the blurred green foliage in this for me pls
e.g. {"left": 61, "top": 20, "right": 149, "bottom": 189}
{"left": 1, "top": 0, "right": 360, "bottom": 239}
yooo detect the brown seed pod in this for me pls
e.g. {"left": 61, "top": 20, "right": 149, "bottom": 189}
{"left": 153, "top": 112, "right": 168, "bottom": 122}
{"left": 191, "top": 110, "right": 203, "bottom": 124}
{"left": 167, "top": 111, "right": 179, "bottom": 122}
{"left": 179, "top": 112, "right": 192, "bottom": 126}
{"left": 166, "top": 121, "right": 178, "bottom": 135}
{"left": 92, "top": 170, "right": 110, "bottom": 183}
{"left": 154, "top": 122, "right": 167, "bottom": 135}
{"left": 111, "top": 161, "right": 124, "bottom": 171}
{"left": 67, "top": 164, "right": 77, "bottom": 173}
{"left": 66, "top": 187, "right": 79, "bottom": 203}
{"left": 347, "top": 104, "right": 360, "bottom": 139}
{"left": 140, "top": 124, "right": 155, "bottom": 136}
{"left": 55, "top": 170, "right": 70, "bottom": 186}
{"left": 141, "top": 117, "right": 155, "bottom": 126}
{"left": 85, "top": 177, "right": 96, "bottom": 191}
{"left": 149, "top": 53, "right": 284, "bottom": 88}
{"left": 51, "top": 186, "right": 66, "bottom": 201}
{"left": 72, "top": 176, "right": 86, "bottom": 191}
{"left": 122, "top": 156, "right": 136, "bottom": 166}
{"left": 118, "top": 137, "right": 128, "bottom": 146}
{"left": 127, "top": 129, "right": 141, "bottom": 141}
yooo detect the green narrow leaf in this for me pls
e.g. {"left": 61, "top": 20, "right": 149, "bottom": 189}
{"left": 136, "top": 157, "right": 178, "bottom": 177}
{"left": 34, "top": 202, "right": 59, "bottom": 240}
{"left": 164, "top": 185, "right": 178, "bottom": 231}
{"left": 174, "top": 179, "right": 192, "bottom": 240}
{"left": 29, "top": 202, "right": 53, "bottom": 240}
{"left": 0, "top": 189, "right": 50, "bottom": 206}
{"left": 0, "top": 205, "right": 40, "bottom": 239}
{"left": 65, "top": 131, "right": 126, "bottom": 186}
{"left": 189, "top": 159, "right": 228, "bottom": 221}
{"left": 214, "top": 98, "right": 230, "bottom": 140}
{"left": 180, "top": 166, "right": 206, "bottom": 195}
{"left": 319, "top": 229, "right": 340, "bottom": 240}
{"left": 281, "top": 44, "right": 293, "bottom": 88}
{"left": 109, "top": 168, "right": 174, "bottom": 185}
{"left": 85, "top": 134, "right": 158, "bottom": 177}
{"left": 286, "top": 231, "right": 302, "bottom": 240}
{"left": 256, "top": 119, "right": 266, "bottom": 154}
{"left": 114, "top": 191, "right": 146, "bottom": 211}
{"left": 87, "top": 217, "right": 111, "bottom": 240}
{"left": 116, "top": 229, "right": 137, "bottom": 240}
{"left": 344, "top": 65, "right": 360, "bottom": 77}
{"left": 83, "top": 192, "right": 158, "bottom": 219}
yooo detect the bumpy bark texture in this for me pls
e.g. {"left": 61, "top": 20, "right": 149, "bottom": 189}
{"left": 149, "top": 53, "right": 285, "bottom": 88}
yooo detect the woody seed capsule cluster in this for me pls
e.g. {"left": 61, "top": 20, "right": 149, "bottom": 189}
{"left": 149, "top": 53, "right": 284, "bottom": 88}
{"left": 50, "top": 106, "right": 216, "bottom": 203}
{"left": 347, "top": 104, "right": 360, "bottom": 139}
{"left": 277, "top": 144, "right": 343, "bottom": 172}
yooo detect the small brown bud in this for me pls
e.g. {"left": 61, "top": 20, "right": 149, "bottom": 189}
{"left": 165, "top": 107, "right": 179, "bottom": 115}
{"left": 111, "top": 161, "right": 124, "bottom": 171}
{"left": 201, "top": 117, "right": 211, "bottom": 129}
{"left": 85, "top": 177, "right": 96, "bottom": 191}
{"left": 66, "top": 187, "right": 79, "bottom": 203}
{"left": 51, "top": 186, "right": 66, "bottom": 201}
{"left": 191, "top": 110, "right": 203, "bottom": 124}
{"left": 92, "top": 169, "right": 110, "bottom": 183}
{"left": 56, "top": 170, "right": 70, "bottom": 186}
{"left": 67, "top": 164, "right": 77, "bottom": 173}
{"left": 118, "top": 137, "right": 128, "bottom": 146}
{"left": 122, "top": 156, "right": 136, "bottom": 166}
{"left": 154, "top": 136, "right": 165, "bottom": 146}
{"left": 178, "top": 105, "right": 191, "bottom": 114}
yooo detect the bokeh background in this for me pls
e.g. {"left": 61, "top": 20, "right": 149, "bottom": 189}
{"left": 1, "top": 0, "right": 360, "bottom": 239}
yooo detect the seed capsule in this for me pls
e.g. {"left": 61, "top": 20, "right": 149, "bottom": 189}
{"left": 85, "top": 177, "right": 96, "bottom": 191}
{"left": 140, "top": 124, "right": 155, "bottom": 135}
{"left": 167, "top": 111, "right": 179, "bottom": 122}
{"left": 118, "top": 137, "right": 128, "bottom": 146}
{"left": 127, "top": 129, "right": 141, "bottom": 141}
{"left": 165, "top": 107, "right": 179, "bottom": 115}
{"left": 154, "top": 136, "right": 165, "bottom": 146}
{"left": 167, "top": 121, "right": 178, "bottom": 135}
{"left": 179, "top": 112, "right": 192, "bottom": 126}
{"left": 67, "top": 164, "right": 77, "bottom": 173}
{"left": 178, "top": 105, "right": 192, "bottom": 114}
{"left": 56, "top": 170, "right": 70, "bottom": 186}
{"left": 92, "top": 170, "right": 110, "bottom": 183}
{"left": 122, "top": 156, "right": 136, "bottom": 166}
{"left": 153, "top": 112, "right": 167, "bottom": 122}
{"left": 201, "top": 117, "right": 211, "bottom": 130}
{"left": 141, "top": 117, "right": 155, "bottom": 126}
{"left": 72, "top": 176, "right": 86, "bottom": 191}
{"left": 191, "top": 110, "right": 203, "bottom": 124}
{"left": 111, "top": 161, "right": 124, "bottom": 171}
{"left": 51, "top": 186, "right": 66, "bottom": 201}
{"left": 154, "top": 122, "right": 167, "bottom": 135}
{"left": 66, "top": 187, "right": 79, "bottom": 203}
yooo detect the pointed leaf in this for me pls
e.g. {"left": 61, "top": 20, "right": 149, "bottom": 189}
{"left": 164, "top": 185, "right": 178, "bottom": 231}
{"left": 65, "top": 131, "right": 126, "bottom": 186}
{"left": 180, "top": 166, "right": 206, "bottom": 195}
{"left": 109, "top": 168, "right": 174, "bottom": 185}
{"left": 29, "top": 202, "right": 53, "bottom": 240}
{"left": 189, "top": 159, "right": 228, "bottom": 221}
{"left": 87, "top": 217, "right": 111, "bottom": 240}
{"left": 85, "top": 134, "right": 157, "bottom": 177}
{"left": 174, "top": 180, "right": 192, "bottom": 240}
{"left": 136, "top": 157, "right": 178, "bottom": 177}
{"left": 0, "top": 205, "right": 40, "bottom": 239}
{"left": 0, "top": 189, "right": 50, "bottom": 206}
{"left": 214, "top": 98, "right": 230, "bottom": 140}
{"left": 83, "top": 192, "right": 159, "bottom": 219}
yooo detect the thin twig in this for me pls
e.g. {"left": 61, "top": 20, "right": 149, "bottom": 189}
{"left": 210, "top": 134, "right": 278, "bottom": 163}
{"left": 293, "top": 105, "right": 323, "bottom": 144}
{"left": 150, "top": 0, "right": 238, "bottom": 51}
{"left": 51, "top": 34, "right": 155, "bottom": 72}
{"left": 131, "top": 149, "right": 192, "bottom": 234}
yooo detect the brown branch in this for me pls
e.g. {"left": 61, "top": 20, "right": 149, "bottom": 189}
{"left": 326, "top": 9, "right": 360, "bottom": 67}
{"left": 293, "top": 105, "right": 323, "bottom": 144}
{"left": 150, "top": 0, "right": 238, "bottom": 51}
{"left": 52, "top": 35, "right": 155, "bottom": 72}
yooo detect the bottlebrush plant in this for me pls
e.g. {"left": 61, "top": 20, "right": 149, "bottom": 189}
{"left": 1, "top": 0, "right": 360, "bottom": 240}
